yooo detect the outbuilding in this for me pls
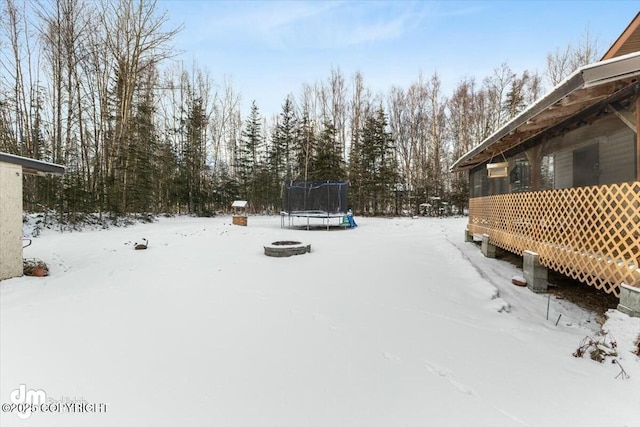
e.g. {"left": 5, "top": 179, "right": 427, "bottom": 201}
{"left": 231, "top": 200, "right": 248, "bottom": 226}
{"left": 0, "top": 152, "right": 65, "bottom": 280}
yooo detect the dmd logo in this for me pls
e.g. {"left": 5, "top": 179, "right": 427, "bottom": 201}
{"left": 2, "top": 385, "right": 108, "bottom": 418}
{"left": 9, "top": 384, "right": 46, "bottom": 419}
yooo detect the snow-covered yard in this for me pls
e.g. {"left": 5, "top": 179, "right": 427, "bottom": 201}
{"left": 1, "top": 215, "right": 639, "bottom": 427}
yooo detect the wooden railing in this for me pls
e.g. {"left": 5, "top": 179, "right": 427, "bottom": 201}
{"left": 468, "top": 181, "right": 640, "bottom": 297}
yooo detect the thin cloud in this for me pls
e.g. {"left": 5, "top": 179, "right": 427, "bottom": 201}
{"left": 197, "top": 1, "right": 343, "bottom": 45}
{"left": 332, "top": 5, "right": 430, "bottom": 47}
{"left": 188, "top": 1, "right": 436, "bottom": 51}
{"left": 249, "top": 1, "right": 343, "bottom": 33}
{"left": 265, "top": 1, "right": 435, "bottom": 50}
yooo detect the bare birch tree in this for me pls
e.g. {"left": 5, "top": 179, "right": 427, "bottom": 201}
{"left": 99, "top": 0, "right": 180, "bottom": 212}
{"left": 546, "top": 27, "right": 602, "bottom": 87}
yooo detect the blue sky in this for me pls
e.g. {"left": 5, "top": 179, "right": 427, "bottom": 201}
{"left": 159, "top": 1, "right": 639, "bottom": 117}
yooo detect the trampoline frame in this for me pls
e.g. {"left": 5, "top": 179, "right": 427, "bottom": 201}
{"left": 282, "top": 180, "right": 349, "bottom": 230}
{"left": 280, "top": 210, "right": 348, "bottom": 230}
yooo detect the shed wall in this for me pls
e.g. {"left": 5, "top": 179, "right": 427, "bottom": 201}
{"left": 0, "top": 162, "right": 23, "bottom": 280}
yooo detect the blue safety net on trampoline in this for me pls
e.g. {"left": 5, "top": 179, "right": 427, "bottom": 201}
{"left": 283, "top": 180, "right": 348, "bottom": 215}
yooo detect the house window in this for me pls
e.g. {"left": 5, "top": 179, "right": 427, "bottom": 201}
{"left": 490, "top": 175, "right": 509, "bottom": 195}
{"left": 573, "top": 144, "right": 599, "bottom": 187}
{"left": 510, "top": 159, "right": 531, "bottom": 193}
{"left": 540, "top": 155, "right": 554, "bottom": 190}
{"left": 470, "top": 168, "right": 489, "bottom": 198}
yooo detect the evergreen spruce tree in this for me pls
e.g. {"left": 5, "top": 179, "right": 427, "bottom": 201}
{"left": 503, "top": 71, "right": 529, "bottom": 119}
{"left": 211, "top": 162, "right": 239, "bottom": 211}
{"left": 269, "top": 96, "right": 298, "bottom": 208}
{"left": 374, "top": 108, "right": 399, "bottom": 214}
{"left": 311, "top": 121, "right": 345, "bottom": 181}
{"left": 294, "top": 112, "right": 315, "bottom": 182}
{"left": 270, "top": 96, "right": 297, "bottom": 180}
{"left": 178, "top": 96, "right": 209, "bottom": 214}
{"left": 154, "top": 138, "right": 179, "bottom": 213}
{"left": 348, "top": 126, "right": 366, "bottom": 214}
{"left": 237, "top": 101, "right": 263, "bottom": 209}
{"left": 349, "top": 107, "right": 397, "bottom": 215}
{"left": 127, "top": 97, "right": 157, "bottom": 213}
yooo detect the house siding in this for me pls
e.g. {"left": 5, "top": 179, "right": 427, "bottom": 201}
{"left": 599, "top": 127, "right": 636, "bottom": 185}
{"left": 547, "top": 115, "right": 636, "bottom": 189}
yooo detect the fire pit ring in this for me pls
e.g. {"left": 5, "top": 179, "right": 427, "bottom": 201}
{"left": 264, "top": 241, "right": 311, "bottom": 257}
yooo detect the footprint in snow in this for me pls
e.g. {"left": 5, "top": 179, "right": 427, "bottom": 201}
{"left": 383, "top": 352, "right": 402, "bottom": 363}
{"left": 489, "top": 297, "right": 511, "bottom": 313}
{"left": 52, "top": 252, "right": 70, "bottom": 272}
{"left": 424, "top": 360, "right": 477, "bottom": 397}
{"left": 312, "top": 313, "right": 338, "bottom": 332}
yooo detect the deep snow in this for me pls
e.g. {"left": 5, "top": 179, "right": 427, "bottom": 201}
{"left": 1, "top": 215, "right": 639, "bottom": 427}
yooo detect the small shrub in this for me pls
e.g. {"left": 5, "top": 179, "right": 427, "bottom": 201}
{"left": 573, "top": 333, "right": 617, "bottom": 362}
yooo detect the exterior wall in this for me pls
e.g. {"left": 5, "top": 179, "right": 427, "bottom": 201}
{"left": 465, "top": 111, "right": 639, "bottom": 298}
{"left": 599, "top": 128, "right": 636, "bottom": 185}
{"left": 471, "top": 114, "right": 636, "bottom": 197}
{"left": 549, "top": 116, "right": 635, "bottom": 189}
{"left": 0, "top": 162, "right": 23, "bottom": 280}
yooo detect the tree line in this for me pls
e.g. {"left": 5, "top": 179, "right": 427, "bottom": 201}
{"left": 0, "top": 0, "right": 602, "bottom": 220}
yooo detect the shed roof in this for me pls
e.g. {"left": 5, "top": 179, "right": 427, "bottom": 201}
{"left": 451, "top": 51, "right": 640, "bottom": 172}
{"left": 0, "top": 152, "right": 66, "bottom": 176}
{"left": 231, "top": 200, "right": 248, "bottom": 208}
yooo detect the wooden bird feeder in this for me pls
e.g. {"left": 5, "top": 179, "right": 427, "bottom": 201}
{"left": 487, "top": 162, "right": 509, "bottom": 178}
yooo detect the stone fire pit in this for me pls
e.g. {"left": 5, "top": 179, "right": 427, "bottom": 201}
{"left": 264, "top": 241, "right": 311, "bottom": 257}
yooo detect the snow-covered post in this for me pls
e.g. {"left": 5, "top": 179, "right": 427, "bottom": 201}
{"left": 523, "top": 250, "right": 548, "bottom": 293}
{"left": 617, "top": 283, "right": 640, "bottom": 317}
{"left": 465, "top": 228, "right": 473, "bottom": 242}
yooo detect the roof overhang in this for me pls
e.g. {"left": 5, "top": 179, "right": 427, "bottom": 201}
{"left": 451, "top": 51, "right": 640, "bottom": 172}
{"left": 0, "top": 152, "right": 66, "bottom": 176}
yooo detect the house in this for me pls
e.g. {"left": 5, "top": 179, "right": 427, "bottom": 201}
{"left": 451, "top": 13, "right": 640, "bottom": 317}
{"left": 0, "top": 152, "right": 65, "bottom": 280}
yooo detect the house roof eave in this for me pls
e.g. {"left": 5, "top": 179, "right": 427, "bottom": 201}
{"left": 0, "top": 152, "right": 66, "bottom": 176}
{"left": 451, "top": 51, "right": 640, "bottom": 172}
{"left": 450, "top": 72, "right": 585, "bottom": 172}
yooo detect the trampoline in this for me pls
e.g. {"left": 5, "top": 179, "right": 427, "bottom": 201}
{"left": 281, "top": 180, "right": 349, "bottom": 230}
